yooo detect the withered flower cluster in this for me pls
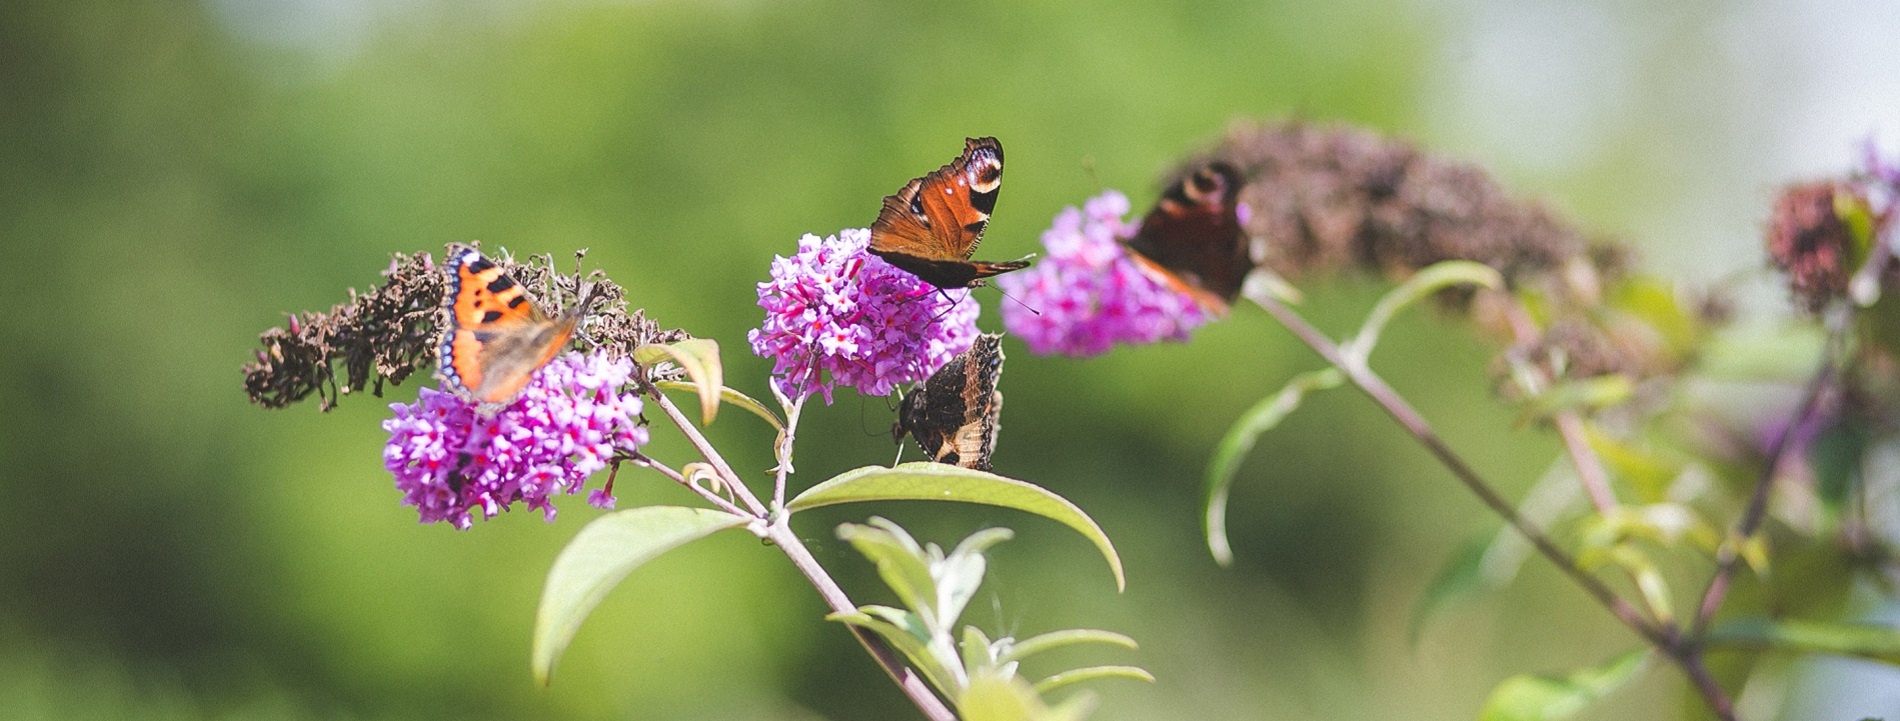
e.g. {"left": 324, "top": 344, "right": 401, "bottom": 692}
{"left": 242, "top": 246, "right": 685, "bottom": 411}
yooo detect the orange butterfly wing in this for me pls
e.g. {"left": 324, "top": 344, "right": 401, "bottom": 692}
{"left": 1123, "top": 162, "right": 1251, "bottom": 315}
{"left": 439, "top": 249, "right": 581, "bottom": 407}
{"left": 869, "top": 137, "right": 1031, "bottom": 289}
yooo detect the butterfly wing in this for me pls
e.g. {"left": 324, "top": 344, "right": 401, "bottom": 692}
{"left": 1123, "top": 162, "right": 1250, "bottom": 314}
{"left": 869, "top": 137, "right": 1029, "bottom": 289}
{"left": 439, "top": 249, "right": 580, "bottom": 406}
{"left": 893, "top": 334, "right": 1004, "bottom": 471}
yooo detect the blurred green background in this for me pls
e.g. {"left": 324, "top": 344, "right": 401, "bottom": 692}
{"left": 4, "top": 1, "right": 1897, "bottom": 719}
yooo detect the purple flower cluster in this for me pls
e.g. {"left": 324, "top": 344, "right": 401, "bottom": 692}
{"left": 748, "top": 229, "right": 980, "bottom": 403}
{"left": 997, "top": 191, "right": 1213, "bottom": 357}
{"left": 382, "top": 352, "right": 647, "bottom": 529}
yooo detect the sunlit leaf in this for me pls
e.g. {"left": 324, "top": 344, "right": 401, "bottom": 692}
{"left": 635, "top": 338, "right": 722, "bottom": 424}
{"left": 1584, "top": 430, "right": 1683, "bottom": 504}
{"left": 1708, "top": 618, "right": 1900, "bottom": 664}
{"left": 1000, "top": 629, "right": 1139, "bottom": 664}
{"left": 789, "top": 463, "right": 1125, "bottom": 591}
{"left": 830, "top": 609, "right": 959, "bottom": 696}
{"left": 533, "top": 506, "right": 750, "bottom": 684}
{"left": 1347, "top": 260, "right": 1502, "bottom": 362}
{"left": 1610, "top": 276, "right": 1698, "bottom": 354}
{"left": 1517, "top": 374, "right": 1634, "bottom": 423}
{"left": 962, "top": 673, "right": 1095, "bottom": 721}
{"left": 1476, "top": 650, "right": 1649, "bottom": 721}
{"left": 654, "top": 380, "right": 782, "bottom": 430}
{"left": 836, "top": 519, "right": 938, "bottom": 621}
{"left": 1031, "top": 665, "right": 1155, "bottom": 695}
{"left": 1204, "top": 368, "right": 1343, "bottom": 566}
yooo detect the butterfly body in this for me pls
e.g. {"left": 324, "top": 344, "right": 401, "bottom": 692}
{"left": 1123, "top": 162, "right": 1250, "bottom": 314}
{"left": 893, "top": 333, "right": 1005, "bottom": 471}
{"left": 869, "top": 137, "right": 1032, "bottom": 289}
{"left": 438, "top": 248, "right": 593, "bottom": 409}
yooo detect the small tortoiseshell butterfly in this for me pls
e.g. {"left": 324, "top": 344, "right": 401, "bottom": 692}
{"left": 869, "top": 137, "right": 1034, "bottom": 289}
{"left": 893, "top": 333, "right": 1005, "bottom": 471}
{"left": 1123, "top": 162, "right": 1251, "bottom": 314}
{"left": 438, "top": 248, "right": 599, "bottom": 410}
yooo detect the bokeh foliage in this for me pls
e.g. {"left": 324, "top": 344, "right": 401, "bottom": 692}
{"left": 3, "top": 1, "right": 1890, "bottom": 720}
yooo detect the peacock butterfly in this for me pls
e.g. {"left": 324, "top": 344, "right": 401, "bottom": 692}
{"left": 869, "top": 137, "right": 1034, "bottom": 289}
{"left": 892, "top": 333, "right": 1005, "bottom": 471}
{"left": 1123, "top": 162, "right": 1251, "bottom": 314}
{"left": 438, "top": 248, "right": 600, "bottom": 411}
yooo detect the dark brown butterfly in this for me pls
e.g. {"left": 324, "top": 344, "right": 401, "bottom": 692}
{"left": 869, "top": 137, "right": 1033, "bottom": 289}
{"left": 1123, "top": 162, "right": 1250, "bottom": 314}
{"left": 893, "top": 333, "right": 1005, "bottom": 471}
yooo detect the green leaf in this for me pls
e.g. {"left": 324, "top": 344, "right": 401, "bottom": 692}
{"left": 1809, "top": 419, "right": 1866, "bottom": 512}
{"left": 962, "top": 625, "right": 999, "bottom": 676}
{"left": 1585, "top": 430, "right": 1683, "bottom": 504}
{"left": 1517, "top": 374, "right": 1634, "bottom": 423}
{"left": 1348, "top": 260, "right": 1503, "bottom": 362}
{"left": 962, "top": 673, "right": 1095, "bottom": 721}
{"left": 1707, "top": 618, "right": 1900, "bottom": 664}
{"left": 1000, "top": 629, "right": 1139, "bottom": 665}
{"left": 1476, "top": 650, "right": 1649, "bottom": 721}
{"left": 830, "top": 609, "right": 960, "bottom": 696}
{"left": 653, "top": 380, "right": 782, "bottom": 430}
{"left": 1409, "top": 535, "right": 1491, "bottom": 646}
{"left": 1031, "top": 665, "right": 1155, "bottom": 695}
{"left": 533, "top": 506, "right": 750, "bottom": 684}
{"left": 1204, "top": 368, "right": 1343, "bottom": 566}
{"left": 789, "top": 463, "right": 1126, "bottom": 591}
{"left": 836, "top": 519, "right": 939, "bottom": 621}
{"left": 635, "top": 338, "right": 723, "bottom": 424}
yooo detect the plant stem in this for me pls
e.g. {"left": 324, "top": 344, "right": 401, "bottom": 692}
{"left": 766, "top": 516, "right": 959, "bottom": 721}
{"left": 650, "top": 391, "right": 769, "bottom": 518}
{"left": 773, "top": 395, "right": 806, "bottom": 513}
{"left": 1497, "top": 296, "right": 1618, "bottom": 514}
{"left": 1248, "top": 290, "right": 1666, "bottom": 644}
{"left": 651, "top": 390, "right": 957, "bottom": 720}
{"left": 1690, "top": 306, "right": 1849, "bottom": 637}
{"left": 1553, "top": 411, "right": 1619, "bottom": 515}
{"left": 635, "top": 454, "right": 753, "bottom": 519}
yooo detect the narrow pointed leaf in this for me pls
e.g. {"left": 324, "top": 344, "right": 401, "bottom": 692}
{"left": 1477, "top": 650, "right": 1648, "bottom": 721}
{"left": 533, "top": 506, "right": 749, "bottom": 684}
{"left": 1000, "top": 629, "right": 1139, "bottom": 664}
{"left": 830, "top": 609, "right": 960, "bottom": 696}
{"left": 635, "top": 338, "right": 723, "bottom": 424}
{"left": 836, "top": 521, "right": 938, "bottom": 620}
{"left": 1205, "top": 368, "right": 1343, "bottom": 565}
{"left": 1349, "top": 260, "right": 1503, "bottom": 361}
{"left": 790, "top": 463, "right": 1125, "bottom": 591}
{"left": 1707, "top": 618, "right": 1900, "bottom": 664}
{"left": 654, "top": 380, "right": 782, "bottom": 430}
{"left": 1031, "top": 665, "right": 1155, "bottom": 695}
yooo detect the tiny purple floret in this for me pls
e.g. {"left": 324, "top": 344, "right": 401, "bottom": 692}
{"left": 382, "top": 352, "right": 647, "bottom": 529}
{"left": 748, "top": 228, "right": 980, "bottom": 403}
{"left": 998, "top": 191, "right": 1213, "bottom": 357}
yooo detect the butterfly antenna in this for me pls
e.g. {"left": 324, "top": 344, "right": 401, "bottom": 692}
{"left": 994, "top": 284, "right": 1041, "bottom": 317}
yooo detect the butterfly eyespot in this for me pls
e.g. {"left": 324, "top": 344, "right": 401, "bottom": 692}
{"left": 909, "top": 193, "right": 926, "bottom": 216}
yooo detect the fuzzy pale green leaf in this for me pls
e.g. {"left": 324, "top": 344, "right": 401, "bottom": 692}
{"left": 1031, "top": 665, "right": 1155, "bottom": 695}
{"left": 533, "top": 506, "right": 749, "bottom": 684}
{"left": 790, "top": 463, "right": 1125, "bottom": 591}
{"left": 1349, "top": 260, "right": 1502, "bottom": 361}
{"left": 1477, "top": 650, "right": 1648, "bottom": 721}
{"left": 829, "top": 609, "right": 960, "bottom": 696}
{"left": 1001, "top": 629, "right": 1139, "bottom": 664}
{"left": 1708, "top": 618, "right": 1900, "bottom": 664}
{"left": 1205, "top": 368, "right": 1342, "bottom": 565}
